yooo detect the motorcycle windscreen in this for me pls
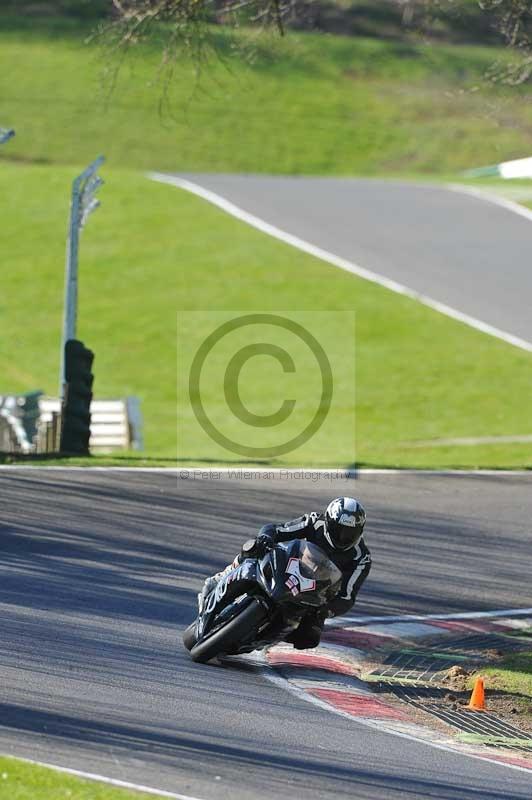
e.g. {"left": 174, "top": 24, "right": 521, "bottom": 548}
{"left": 298, "top": 540, "right": 342, "bottom": 587}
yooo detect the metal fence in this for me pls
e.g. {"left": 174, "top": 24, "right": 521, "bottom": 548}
{"left": 40, "top": 396, "right": 143, "bottom": 453}
{"left": 0, "top": 394, "right": 143, "bottom": 455}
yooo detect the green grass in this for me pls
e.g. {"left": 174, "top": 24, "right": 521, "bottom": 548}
{"left": 2, "top": 161, "right": 531, "bottom": 468}
{"left": 2, "top": 18, "right": 532, "bottom": 468}
{"left": 0, "top": 755, "right": 167, "bottom": 799}
{"left": 461, "top": 179, "right": 532, "bottom": 211}
{"left": 471, "top": 650, "right": 532, "bottom": 720}
{"left": 1, "top": 16, "right": 532, "bottom": 175}
{"left": 476, "top": 651, "right": 532, "bottom": 699}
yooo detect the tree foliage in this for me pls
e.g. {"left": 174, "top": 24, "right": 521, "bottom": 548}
{"left": 13, "top": 1, "right": 529, "bottom": 89}
{"left": 479, "top": 0, "right": 532, "bottom": 83}
{"left": 101, "top": 0, "right": 288, "bottom": 45}
{"left": 8, "top": 2, "right": 532, "bottom": 58}
{"left": 93, "top": 0, "right": 293, "bottom": 96}
{"left": 3, "top": 0, "right": 112, "bottom": 19}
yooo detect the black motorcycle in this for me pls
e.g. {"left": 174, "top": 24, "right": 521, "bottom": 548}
{"left": 182, "top": 537, "right": 342, "bottom": 663}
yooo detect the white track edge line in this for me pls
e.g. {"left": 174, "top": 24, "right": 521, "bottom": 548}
{"left": 447, "top": 183, "right": 532, "bottom": 225}
{"left": 0, "top": 466, "right": 531, "bottom": 476}
{"left": 148, "top": 172, "right": 532, "bottom": 354}
{"left": 258, "top": 657, "right": 532, "bottom": 775}
{"left": 336, "top": 606, "right": 532, "bottom": 626}
{"left": 4, "top": 754, "right": 205, "bottom": 800}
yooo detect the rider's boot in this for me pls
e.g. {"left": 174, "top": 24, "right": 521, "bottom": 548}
{"left": 285, "top": 609, "right": 327, "bottom": 650}
{"left": 197, "top": 556, "right": 241, "bottom": 612}
{"left": 197, "top": 575, "right": 218, "bottom": 613}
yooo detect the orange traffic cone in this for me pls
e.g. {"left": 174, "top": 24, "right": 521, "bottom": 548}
{"left": 467, "top": 677, "right": 486, "bottom": 711}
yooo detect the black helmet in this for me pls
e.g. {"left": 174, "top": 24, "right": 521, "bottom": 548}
{"left": 324, "top": 497, "right": 366, "bottom": 551}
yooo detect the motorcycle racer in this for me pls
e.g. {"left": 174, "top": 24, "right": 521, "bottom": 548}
{"left": 198, "top": 497, "right": 371, "bottom": 650}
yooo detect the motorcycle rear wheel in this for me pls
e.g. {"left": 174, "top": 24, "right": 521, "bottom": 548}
{"left": 190, "top": 596, "right": 267, "bottom": 663}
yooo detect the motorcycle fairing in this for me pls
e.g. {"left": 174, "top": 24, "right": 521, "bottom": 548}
{"left": 194, "top": 537, "right": 342, "bottom": 654}
{"left": 197, "top": 559, "right": 262, "bottom": 640}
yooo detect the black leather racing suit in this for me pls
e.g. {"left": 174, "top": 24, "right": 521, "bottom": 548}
{"left": 257, "top": 511, "right": 372, "bottom": 648}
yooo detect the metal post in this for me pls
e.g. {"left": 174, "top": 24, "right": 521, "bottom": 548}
{"left": 59, "top": 156, "right": 105, "bottom": 399}
{"left": 0, "top": 127, "right": 15, "bottom": 145}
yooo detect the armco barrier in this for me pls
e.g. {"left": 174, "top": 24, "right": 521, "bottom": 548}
{"left": 0, "top": 395, "right": 143, "bottom": 455}
{"left": 39, "top": 396, "right": 143, "bottom": 453}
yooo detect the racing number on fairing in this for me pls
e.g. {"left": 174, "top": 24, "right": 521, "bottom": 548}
{"left": 284, "top": 557, "right": 316, "bottom": 596}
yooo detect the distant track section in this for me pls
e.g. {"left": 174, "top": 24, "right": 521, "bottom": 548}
{"left": 151, "top": 174, "right": 532, "bottom": 349}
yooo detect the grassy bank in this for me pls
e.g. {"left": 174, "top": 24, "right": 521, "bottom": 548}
{"left": 470, "top": 651, "right": 532, "bottom": 731}
{"left": 2, "top": 161, "right": 531, "bottom": 468}
{"left": 1, "top": 16, "right": 531, "bottom": 175}
{"left": 475, "top": 651, "right": 532, "bottom": 703}
{"left": 2, "top": 16, "right": 532, "bottom": 468}
{"left": 0, "top": 755, "right": 166, "bottom": 800}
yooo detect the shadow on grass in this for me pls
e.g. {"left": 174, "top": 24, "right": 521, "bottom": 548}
{"left": 2, "top": 452, "right": 532, "bottom": 470}
{"left": 0, "top": 452, "right": 278, "bottom": 467}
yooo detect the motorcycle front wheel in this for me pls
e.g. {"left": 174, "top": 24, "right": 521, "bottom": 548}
{"left": 190, "top": 596, "right": 268, "bottom": 663}
{"left": 182, "top": 622, "right": 198, "bottom": 651}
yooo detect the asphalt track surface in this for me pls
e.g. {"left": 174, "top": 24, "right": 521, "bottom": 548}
{"left": 1, "top": 468, "right": 532, "bottom": 799}
{"left": 176, "top": 175, "right": 532, "bottom": 344}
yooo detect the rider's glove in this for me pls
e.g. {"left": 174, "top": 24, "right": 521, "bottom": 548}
{"left": 254, "top": 532, "right": 275, "bottom": 556}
